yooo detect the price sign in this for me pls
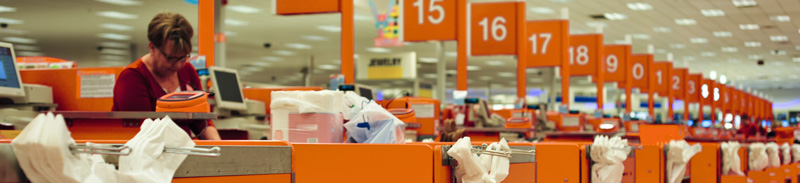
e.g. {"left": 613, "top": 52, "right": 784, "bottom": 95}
{"left": 402, "top": 0, "right": 457, "bottom": 41}
{"left": 651, "top": 62, "right": 672, "bottom": 96}
{"left": 568, "top": 34, "right": 603, "bottom": 76}
{"left": 630, "top": 54, "right": 652, "bottom": 90}
{"left": 686, "top": 74, "right": 701, "bottom": 103}
{"left": 469, "top": 2, "right": 521, "bottom": 55}
{"left": 526, "top": 20, "right": 568, "bottom": 67}
{"left": 603, "top": 45, "right": 630, "bottom": 83}
{"left": 672, "top": 68, "right": 688, "bottom": 99}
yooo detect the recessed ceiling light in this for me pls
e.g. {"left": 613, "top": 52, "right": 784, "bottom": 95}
{"left": 700, "top": 9, "right": 725, "bottom": 17}
{"left": 14, "top": 45, "right": 38, "bottom": 51}
{"left": 317, "top": 25, "right": 341, "bottom": 32}
{"left": 100, "top": 23, "right": 133, "bottom": 31}
{"left": 366, "top": 47, "right": 390, "bottom": 53}
{"left": 0, "top": 6, "right": 16, "bottom": 12}
{"left": 419, "top": 57, "right": 438, "bottom": 63}
{"left": 498, "top": 72, "right": 515, "bottom": 77}
{"left": 627, "top": 3, "right": 652, "bottom": 11}
{"left": 749, "top": 55, "right": 763, "bottom": 60}
{"left": 794, "top": 57, "right": 800, "bottom": 62}
{"left": 17, "top": 51, "right": 43, "bottom": 57}
{"left": 675, "top": 19, "right": 697, "bottom": 25}
{"left": 733, "top": 0, "right": 757, "bottom": 7}
{"left": 250, "top": 61, "right": 272, "bottom": 67}
{"left": 226, "top": 5, "right": 261, "bottom": 14}
{"left": 739, "top": 24, "right": 759, "bottom": 30}
{"left": 653, "top": 27, "right": 671, "bottom": 32}
{"left": 631, "top": 34, "right": 650, "bottom": 40}
{"left": 98, "top": 33, "right": 130, "bottom": 40}
{"left": 690, "top": 38, "right": 708, "bottom": 44}
{"left": 701, "top": 52, "right": 716, "bottom": 57}
{"left": 486, "top": 60, "right": 505, "bottom": 66}
{"left": 586, "top": 22, "right": 606, "bottom": 28}
{"left": 721, "top": 47, "right": 738, "bottom": 52}
{"left": 772, "top": 50, "right": 786, "bottom": 55}
{"left": 318, "top": 64, "right": 339, "bottom": 70}
{"left": 603, "top": 13, "right": 627, "bottom": 20}
{"left": 770, "top": 35, "right": 788, "bottom": 42}
{"left": 286, "top": 43, "right": 312, "bottom": 49}
{"left": 96, "top": 11, "right": 138, "bottom": 20}
{"left": 467, "top": 65, "right": 480, "bottom": 71}
{"left": 96, "top": 0, "right": 142, "bottom": 6}
{"left": 225, "top": 19, "right": 248, "bottom": 26}
{"left": 3, "top": 37, "right": 35, "bottom": 44}
{"left": 713, "top": 31, "right": 732, "bottom": 37}
{"left": 100, "top": 48, "right": 127, "bottom": 55}
{"left": 529, "top": 7, "right": 554, "bottom": 14}
{"left": 744, "top": 41, "right": 761, "bottom": 47}
{"left": 262, "top": 56, "right": 283, "bottom": 62}
{"left": 302, "top": 35, "right": 328, "bottom": 41}
{"left": 272, "top": 50, "right": 295, "bottom": 56}
{"left": 770, "top": 15, "right": 791, "bottom": 22}
{"left": 670, "top": 44, "right": 686, "bottom": 49}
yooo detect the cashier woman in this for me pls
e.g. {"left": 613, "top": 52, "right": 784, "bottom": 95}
{"left": 112, "top": 12, "right": 221, "bottom": 140}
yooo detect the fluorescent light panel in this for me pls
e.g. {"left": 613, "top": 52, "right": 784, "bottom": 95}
{"left": 3, "top": 37, "right": 35, "bottom": 44}
{"left": 529, "top": 7, "right": 554, "bottom": 14}
{"left": 366, "top": 47, "right": 390, "bottom": 53}
{"left": 96, "top": 0, "right": 142, "bottom": 6}
{"left": 604, "top": 13, "right": 627, "bottom": 20}
{"left": 627, "top": 3, "right": 652, "bottom": 11}
{"left": 653, "top": 27, "right": 671, "bottom": 32}
{"left": 771, "top": 15, "right": 791, "bottom": 22}
{"left": 0, "top": 6, "right": 16, "bottom": 12}
{"left": 770, "top": 35, "right": 788, "bottom": 42}
{"left": 98, "top": 33, "right": 130, "bottom": 40}
{"left": 419, "top": 57, "right": 438, "bottom": 63}
{"left": 739, "top": 24, "right": 759, "bottom": 30}
{"left": 690, "top": 38, "right": 708, "bottom": 44}
{"left": 96, "top": 11, "right": 138, "bottom": 20}
{"left": 744, "top": 42, "right": 761, "bottom": 47}
{"left": 701, "top": 52, "right": 716, "bottom": 57}
{"left": 486, "top": 60, "right": 505, "bottom": 66}
{"left": 100, "top": 23, "right": 133, "bottom": 31}
{"left": 226, "top": 5, "right": 261, "bottom": 14}
{"left": 733, "top": 0, "right": 757, "bottom": 7}
{"left": 302, "top": 35, "right": 328, "bottom": 41}
{"left": 749, "top": 55, "right": 762, "bottom": 59}
{"left": 285, "top": 43, "right": 312, "bottom": 49}
{"left": 17, "top": 51, "right": 43, "bottom": 56}
{"left": 14, "top": 45, "right": 38, "bottom": 51}
{"left": 675, "top": 19, "right": 697, "bottom": 25}
{"left": 701, "top": 9, "right": 725, "bottom": 17}
{"left": 225, "top": 19, "right": 248, "bottom": 26}
{"left": 713, "top": 31, "right": 732, "bottom": 37}
{"left": 100, "top": 48, "right": 128, "bottom": 55}
{"left": 467, "top": 65, "right": 480, "bottom": 71}
{"left": 721, "top": 47, "right": 738, "bottom": 52}
{"left": 670, "top": 44, "right": 686, "bottom": 49}
{"left": 317, "top": 25, "right": 341, "bottom": 32}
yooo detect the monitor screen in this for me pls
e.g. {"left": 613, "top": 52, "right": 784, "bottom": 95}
{"left": 358, "top": 86, "right": 373, "bottom": 100}
{"left": 701, "top": 120, "right": 712, "bottom": 128}
{"left": 0, "top": 46, "right": 20, "bottom": 89}
{"left": 687, "top": 120, "right": 695, "bottom": 127}
{"left": 213, "top": 70, "right": 243, "bottom": 103}
{"left": 167, "top": 93, "right": 197, "bottom": 100}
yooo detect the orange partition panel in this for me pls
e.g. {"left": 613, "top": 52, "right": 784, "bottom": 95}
{"left": 749, "top": 170, "right": 770, "bottom": 183}
{"left": 690, "top": 143, "right": 719, "bottom": 183}
{"left": 639, "top": 124, "right": 685, "bottom": 145}
{"left": 432, "top": 142, "right": 535, "bottom": 183}
{"left": 635, "top": 145, "right": 663, "bottom": 183}
{"left": 174, "top": 174, "right": 291, "bottom": 183}
{"left": 766, "top": 167, "right": 788, "bottom": 183}
{"left": 274, "top": 0, "right": 340, "bottom": 15}
{"left": 536, "top": 143, "right": 581, "bottom": 183}
{"left": 20, "top": 67, "right": 124, "bottom": 111}
{"left": 242, "top": 87, "right": 323, "bottom": 115}
{"left": 720, "top": 175, "right": 748, "bottom": 183}
{"left": 293, "top": 144, "right": 432, "bottom": 183}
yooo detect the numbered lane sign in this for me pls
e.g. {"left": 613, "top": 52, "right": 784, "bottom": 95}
{"left": 469, "top": 2, "right": 521, "bottom": 55}
{"left": 568, "top": 34, "right": 603, "bottom": 76}
{"left": 526, "top": 20, "right": 568, "bottom": 67}
{"left": 630, "top": 54, "right": 652, "bottom": 91}
{"left": 712, "top": 82, "right": 722, "bottom": 109}
{"left": 672, "top": 68, "right": 688, "bottom": 100}
{"left": 603, "top": 45, "right": 630, "bottom": 83}
{"left": 700, "top": 79, "right": 714, "bottom": 104}
{"left": 402, "top": 0, "right": 457, "bottom": 41}
{"left": 723, "top": 86, "right": 732, "bottom": 112}
{"left": 686, "top": 74, "right": 701, "bottom": 103}
{"left": 732, "top": 88, "right": 740, "bottom": 114}
{"left": 651, "top": 62, "right": 672, "bottom": 96}
{"left": 275, "top": 0, "right": 340, "bottom": 15}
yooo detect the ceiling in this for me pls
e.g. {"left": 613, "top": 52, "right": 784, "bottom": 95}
{"left": 1, "top": 0, "right": 799, "bottom": 96}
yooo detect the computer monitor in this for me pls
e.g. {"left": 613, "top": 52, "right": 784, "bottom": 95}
{"left": 0, "top": 42, "right": 23, "bottom": 99}
{"left": 209, "top": 66, "right": 246, "bottom": 110}
{"left": 355, "top": 84, "right": 374, "bottom": 100}
{"left": 701, "top": 120, "right": 712, "bottom": 128}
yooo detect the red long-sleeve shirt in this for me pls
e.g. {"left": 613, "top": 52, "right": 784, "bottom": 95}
{"left": 112, "top": 59, "right": 214, "bottom": 136}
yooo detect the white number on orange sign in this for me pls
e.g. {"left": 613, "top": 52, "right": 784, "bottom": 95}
{"left": 529, "top": 33, "right": 552, "bottom": 55}
{"left": 413, "top": 0, "right": 445, "bottom": 25}
{"left": 688, "top": 80, "right": 696, "bottom": 94}
{"left": 606, "top": 55, "right": 618, "bottom": 72}
{"left": 632, "top": 63, "right": 644, "bottom": 80}
{"left": 568, "top": 45, "right": 589, "bottom": 65}
{"left": 655, "top": 71, "right": 663, "bottom": 85}
{"left": 478, "top": 16, "right": 507, "bottom": 41}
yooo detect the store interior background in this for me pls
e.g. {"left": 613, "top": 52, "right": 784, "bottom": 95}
{"left": 2, "top": 0, "right": 799, "bottom": 112}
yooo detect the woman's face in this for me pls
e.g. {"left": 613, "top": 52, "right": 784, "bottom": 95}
{"left": 150, "top": 40, "right": 189, "bottom": 77}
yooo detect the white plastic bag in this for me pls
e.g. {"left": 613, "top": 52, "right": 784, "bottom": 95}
{"left": 766, "top": 142, "right": 780, "bottom": 168}
{"left": 749, "top": 143, "right": 769, "bottom": 171}
{"left": 591, "top": 135, "right": 629, "bottom": 183}
{"left": 344, "top": 101, "right": 406, "bottom": 143}
{"left": 781, "top": 143, "right": 791, "bottom": 165}
{"left": 666, "top": 140, "right": 702, "bottom": 183}
{"left": 792, "top": 144, "right": 800, "bottom": 163}
{"left": 447, "top": 137, "right": 495, "bottom": 183}
{"left": 343, "top": 91, "right": 370, "bottom": 120}
{"left": 489, "top": 139, "right": 510, "bottom": 182}
{"left": 721, "top": 142, "right": 744, "bottom": 176}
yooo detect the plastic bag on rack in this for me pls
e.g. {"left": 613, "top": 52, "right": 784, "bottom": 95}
{"left": 479, "top": 143, "right": 499, "bottom": 172}
{"left": 118, "top": 116, "right": 195, "bottom": 182}
{"left": 343, "top": 91, "right": 370, "bottom": 120}
{"left": 666, "top": 140, "right": 702, "bottom": 183}
{"left": 749, "top": 143, "right": 769, "bottom": 171}
{"left": 591, "top": 135, "right": 629, "bottom": 183}
{"left": 781, "top": 143, "right": 791, "bottom": 165}
{"left": 447, "top": 137, "right": 495, "bottom": 183}
{"left": 792, "top": 144, "right": 800, "bottom": 163}
{"left": 766, "top": 142, "right": 780, "bottom": 168}
{"left": 721, "top": 141, "right": 744, "bottom": 176}
{"left": 344, "top": 101, "right": 406, "bottom": 143}
{"left": 489, "top": 138, "right": 510, "bottom": 182}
